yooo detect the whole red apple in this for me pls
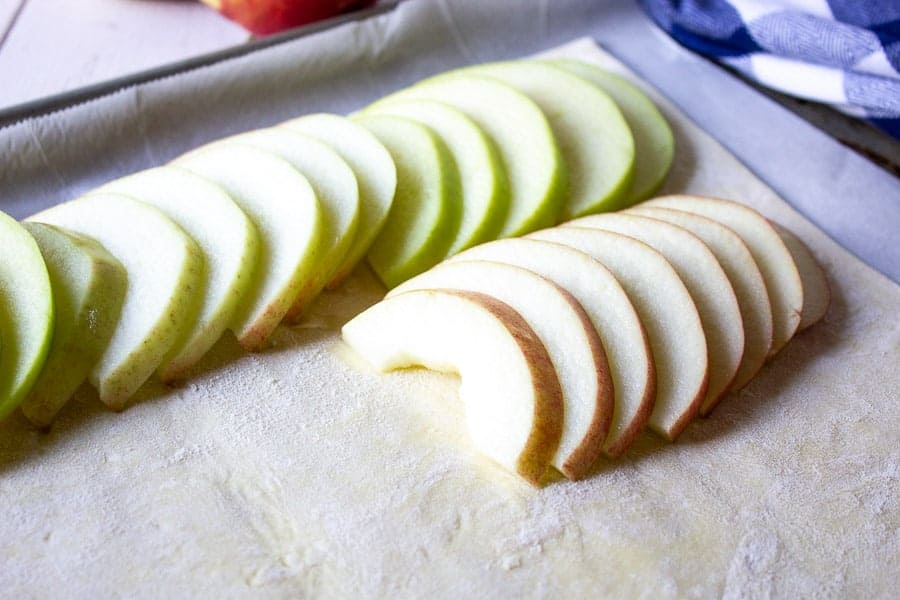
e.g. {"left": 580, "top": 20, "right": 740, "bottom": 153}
{"left": 201, "top": 0, "right": 377, "bottom": 36}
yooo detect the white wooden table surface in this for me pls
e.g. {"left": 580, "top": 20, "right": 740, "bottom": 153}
{"left": 1, "top": 0, "right": 897, "bottom": 175}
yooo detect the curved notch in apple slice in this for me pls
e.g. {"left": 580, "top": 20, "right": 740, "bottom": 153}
{"left": 629, "top": 206, "right": 773, "bottom": 395}
{"left": 771, "top": 223, "right": 830, "bottom": 331}
{"left": 569, "top": 213, "right": 744, "bottom": 414}
{"left": 390, "top": 260, "right": 612, "bottom": 480}
{"left": 174, "top": 143, "right": 324, "bottom": 351}
{"left": 468, "top": 61, "right": 635, "bottom": 218}
{"left": 0, "top": 211, "right": 54, "bottom": 420}
{"left": 281, "top": 114, "right": 397, "bottom": 288}
{"left": 342, "top": 289, "right": 563, "bottom": 485}
{"left": 448, "top": 238, "right": 654, "bottom": 458}
{"left": 644, "top": 195, "right": 803, "bottom": 357}
{"left": 354, "top": 114, "right": 461, "bottom": 289}
{"left": 97, "top": 166, "right": 260, "bottom": 381}
{"left": 20, "top": 223, "right": 127, "bottom": 427}
{"left": 376, "top": 73, "right": 566, "bottom": 237}
{"left": 28, "top": 194, "right": 204, "bottom": 410}
{"left": 549, "top": 59, "right": 674, "bottom": 203}
{"left": 224, "top": 128, "right": 360, "bottom": 318}
{"left": 529, "top": 227, "right": 708, "bottom": 441}
{"left": 363, "top": 99, "right": 510, "bottom": 254}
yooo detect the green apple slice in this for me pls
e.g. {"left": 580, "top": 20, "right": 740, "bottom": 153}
{"left": 28, "top": 194, "right": 204, "bottom": 409}
{"left": 19, "top": 223, "right": 127, "bottom": 427}
{"left": 281, "top": 113, "right": 396, "bottom": 287}
{"left": 174, "top": 144, "right": 324, "bottom": 351}
{"left": 570, "top": 213, "right": 745, "bottom": 414}
{"left": 97, "top": 166, "right": 260, "bottom": 381}
{"left": 629, "top": 206, "right": 774, "bottom": 395}
{"left": 644, "top": 195, "right": 803, "bottom": 357}
{"left": 467, "top": 61, "right": 635, "bottom": 218}
{"left": 550, "top": 59, "right": 674, "bottom": 203}
{"left": 0, "top": 211, "right": 54, "bottom": 420}
{"left": 342, "top": 289, "right": 563, "bottom": 486}
{"left": 354, "top": 114, "right": 461, "bottom": 288}
{"left": 530, "top": 227, "right": 708, "bottom": 441}
{"left": 378, "top": 73, "right": 565, "bottom": 237}
{"left": 391, "top": 260, "right": 612, "bottom": 481}
{"left": 225, "top": 128, "right": 359, "bottom": 319}
{"left": 362, "top": 99, "right": 509, "bottom": 254}
{"left": 449, "top": 238, "right": 655, "bottom": 459}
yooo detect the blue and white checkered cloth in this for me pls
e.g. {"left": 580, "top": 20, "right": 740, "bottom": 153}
{"left": 640, "top": 0, "right": 900, "bottom": 138}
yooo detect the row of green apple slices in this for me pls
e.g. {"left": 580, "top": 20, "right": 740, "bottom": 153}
{"left": 0, "top": 58, "right": 673, "bottom": 426}
{"left": 342, "top": 195, "right": 830, "bottom": 485}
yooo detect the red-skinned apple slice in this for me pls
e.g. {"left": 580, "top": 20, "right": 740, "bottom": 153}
{"left": 449, "top": 238, "right": 654, "bottom": 458}
{"left": 529, "top": 227, "right": 708, "bottom": 440}
{"left": 644, "top": 195, "right": 803, "bottom": 357}
{"left": 771, "top": 223, "right": 830, "bottom": 331}
{"left": 569, "top": 213, "right": 744, "bottom": 414}
{"left": 390, "top": 260, "right": 612, "bottom": 480}
{"left": 629, "top": 206, "right": 773, "bottom": 395}
{"left": 342, "top": 289, "right": 563, "bottom": 485}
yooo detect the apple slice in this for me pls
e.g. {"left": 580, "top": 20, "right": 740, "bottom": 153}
{"left": 771, "top": 223, "right": 830, "bottom": 331}
{"left": 362, "top": 99, "right": 509, "bottom": 254}
{"left": 281, "top": 113, "right": 396, "bottom": 287}
{"left": 376, "top": 73, "right": 565, "bottom": 237}
{"left": 19, "top": 223, "right": 127, "bottom": 427}
{"left": 644, "top": 195, "right": 803, "bottom": 356}
{"left": 449, "top": 238, "right": 654, "bottom": 458}
{"left": 629, "top": 206, "right": 773, "bottom": 394}
{"left": 549, "top": 59, "right": 674, "bottom": 203}
{"left": 353, "top": 114, "right": 461, "bottom": 288}
{"left": 0, "top": 211, "right": 54, "bottom": 421}
{"left": 468, "top": 61, "right": 635, "bottom": 218}
{"left": 97, "top": 166, "right": 260, "bottom": 380}
{"left": 224, "top": 128, "right": 360, "bottom": 318}
{"left": 174, "top": 143, "right": 324, "bottom": 350}
{"left": 390, "top": 260, "right": 612, "bottom": 480}
{"left": 343, "top": 289, "right": 563, "bottom": 485}
{"left": 569, "top": 213, "right": 744, "bottom": 413}
{"left": 28, "top": 194, "right": 204, "bottom": 409}
{"left": 529, "top": 227, "right": 708, "bottom": 440}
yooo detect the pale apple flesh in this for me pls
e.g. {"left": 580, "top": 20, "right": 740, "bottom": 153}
{"left": 569, "top": 213, "right": 745, "bottom": 414}
{"left": 0, "top": 211, "right": 54, "bottom": 421}
{"left": 224, "top": 128, "right": 360, "bottom": 320}
{"left": 390, "top": 260, "right": 613, "bottom": 480}
{"left": 97, "top": 166, "right": 261, "bottom": 381}
{"left": 342, "top": 289, "right": 563, "bottom": 485}
{"left": 771, "top": 223, "right": 830, "bottom": 331}
{"left": 174, "top": 143, "right": 325, "bottom": 351}
{"left": 449, "top": 238, "right": 655, "bottom": 458}
{"left": 628, "top": 205, "right": 774, "bottom": 396}
{"left": 27, "top": 194, "right": 204, "bottom": 410}
{"left": 644, "top": 195, "right": 803, "bottom": 357}
{"left": 529, "top": 226, "right": 708, "bottom": 441}
{"left": 355, "top": 114, "right": 461, "bottom": 289}
{"left": 19, "top": 223, "right": 127, "bottom": 428}
{"left": 281, "top": 114, "right": 396, "bottom": 288}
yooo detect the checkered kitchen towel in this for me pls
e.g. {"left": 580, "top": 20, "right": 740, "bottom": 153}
{"left": 640, "top": 0, "right": 900, "bottom": 138}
